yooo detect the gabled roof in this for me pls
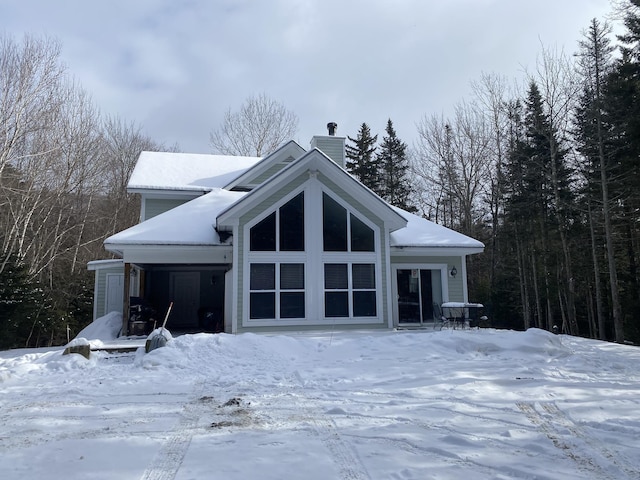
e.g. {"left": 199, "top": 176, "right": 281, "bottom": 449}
{"left": 127, "top": 151, "right": 261, "bottom": 193}
{"left": 216, "top": 148, "right": 408, "bottom": 232}
{"left": 223, "top": 140, "right": 306, "bottom": 191}
{"left": 104, "top": 188, "right": 246, "bottom": 251}
{"left": 390, "top": 208, "right": 485, "bottom": 251}
{"left": 107, "top": 145, "right": 483, "bottom": 255}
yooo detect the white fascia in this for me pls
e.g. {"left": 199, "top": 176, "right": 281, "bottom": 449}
{"left": 105, "top": 244, "right": 233, "bottom": 264}
{"left": 390, "top": 246, "right": 485, "bottom": 257}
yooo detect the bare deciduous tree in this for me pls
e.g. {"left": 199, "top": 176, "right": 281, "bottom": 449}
{"left": 100, "top": 115, "right": 170, "bottom": 234}
{"left": 414, "top": 101, "right": 493, "bottom": 236}
{"left": 470, "top": 73, "right": 514, "bottom": 291}
{"left": 530, "top": 43, "right": 581, "bottom": 335}
{"left": 1, "top": 34, "right": 67, "bottom": 274}
{"left": 209, "top": 93, "right": 298, "bottom": 157}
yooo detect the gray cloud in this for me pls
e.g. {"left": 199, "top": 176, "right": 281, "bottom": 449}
{"left": 1, "top": 0, "right": 617, "bottom": 152}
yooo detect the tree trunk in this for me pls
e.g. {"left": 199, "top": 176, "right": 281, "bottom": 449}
{"left": 588, "top": 201, "right": 607, "bottom": 340}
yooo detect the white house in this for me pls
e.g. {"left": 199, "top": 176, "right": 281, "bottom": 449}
{"left": 88, "top": 126, "right": 484, "bottom": 335}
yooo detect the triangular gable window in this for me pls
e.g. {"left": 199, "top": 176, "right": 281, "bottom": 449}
{"left": 322, "top": 193, "right": 374, "bottom": 252}
{"left": 250, "top": 192, "right": 304, "bottom": 252}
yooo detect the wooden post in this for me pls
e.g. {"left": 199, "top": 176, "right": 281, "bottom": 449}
{"left": 139, "top": 268, "right": 146, "bottom": 299}
{"left": 122, "top": 263, "right": 131, "bottom": 337}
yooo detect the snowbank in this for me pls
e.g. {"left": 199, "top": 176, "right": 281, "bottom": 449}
{"left": 1, "top": 328, "right": 639, "bottom": 479}
{"left": 75, "top": 311, "right": 122, "bottom": 342}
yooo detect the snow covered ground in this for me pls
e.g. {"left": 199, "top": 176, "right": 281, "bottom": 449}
{"left": 1, "top": 315, "right": 639, "bottom": 480}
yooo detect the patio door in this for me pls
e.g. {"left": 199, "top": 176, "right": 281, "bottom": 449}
{"left": 395, "top": 268, "right": 436, "bottom": 325}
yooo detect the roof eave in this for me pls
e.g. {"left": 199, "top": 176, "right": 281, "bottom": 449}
{"left": 391, "top": 245, "right": 485, "bottom": 256}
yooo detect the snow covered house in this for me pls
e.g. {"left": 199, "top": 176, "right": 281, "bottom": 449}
{"left": 88, "top": 126, "right": 484, "bottom": 336}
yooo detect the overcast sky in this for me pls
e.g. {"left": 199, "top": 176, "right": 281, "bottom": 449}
{"left": 1, "top": 0, "right": 621, "bottom": 154}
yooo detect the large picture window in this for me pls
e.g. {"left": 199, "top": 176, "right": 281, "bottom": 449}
{"left": 244, "top": 185, "right": 381, "bottom": 326}
{"left": 324, "top": 263, "right": 376, "bottom": 317}
{"left": 279, "top": 192, "right": 304, "bottom": 251}
{"left": 250, "top": 192, "right": 304, "bottom": 252}
{"left": 322, "top": 193, "right": 374, "bottom": 252}
{"left": 249, "top": 263, "right": 275, "bottom": 319}
{"left": 323, "top": 194, "right": 348, "bottom": 251}
{"left": 250, "top": 263, "right": 305, "bottom": 320}
{"left": 250, "top": 213, "right": 276, "bottom": 251}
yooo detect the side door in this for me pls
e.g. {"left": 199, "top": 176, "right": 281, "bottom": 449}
{"left": 169, "top": 272, "right": 201, "bottom": 328}
{"left": 105, "top": 273, "right": 124, "bottom": 316}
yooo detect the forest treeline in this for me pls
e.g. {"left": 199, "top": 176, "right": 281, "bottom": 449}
{"left": 402, "top": 7, "right": 639, "bottom": 344}
{"left": 2, "top": 2, "right": 640, "bottom": 348}
{"left": 0, "top": 35, "right": 174, "bottom": 348}
{"left": 344, "top": 4, "right": 640, "bottom": 344}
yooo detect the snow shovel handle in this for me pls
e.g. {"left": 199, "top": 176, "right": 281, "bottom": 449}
{"left": 162, "top": 302, "right": 173, "bottom": 329}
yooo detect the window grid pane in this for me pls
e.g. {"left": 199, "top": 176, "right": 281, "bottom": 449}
{"left": 350, "top": 214, "right": 375, "bottom": 252}
{"left": 250, "top": 212, "right": 276, "bottom": 251}
{"left": 323, "top": 193, "right": 348, "bottom": 251}
{"left": 280, "top": 292, "right": 305, "bottom": 318}
{"left": 250, "top": 263, "right": 275, "bottom": 290}
{"left": 324, "top": 263, "right": 348, "bottom": 289}
{"left": 353, "top": 291, "right": 377, "bottom": 317}
{"left": 352, "top": 264, "right": 375, "bottom": 289}
{"left": 325, "top": 292, "right": 349, "bottom": 317}
{"left": 280, "top": 192, "right": 305, "bottom": 251}
{"left": 281, "top": 263, "right": 304, "bottom": 290}
{"left": 250, "top": 292, "right": 275, "bottom": 319}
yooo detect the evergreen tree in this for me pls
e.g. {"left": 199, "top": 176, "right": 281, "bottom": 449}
{"left": 346, "top": 123, "right": 379, "bottom": 193}
{"left": 0, "top": 253, "right": 48, "bottom": 349}
{"left": 501, "top": 82, "right": 575, "bottom": 331}
{"left": 607, "top": 4, "right": 640, "bottom": 341}
{"left": 376, "top": 119, "right": 417, "bottom": 212}
{"left": 574, "top": 18, "right": 620, "bottom": 341}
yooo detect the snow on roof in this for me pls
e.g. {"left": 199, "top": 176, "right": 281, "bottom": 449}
{"left": 128, "top": 151, "right": 261, "bottom": 192}
{"left": 390, "top": 207, "right": 485, "bottom": 249}
{"left": 106, "top": 189, "right": 483, "bottom": 250}
{"left": 105, "top": 188, "right": 246, "bottom": 246}
{"left": 87, "top": 259, "right": 123, "bottom": 270}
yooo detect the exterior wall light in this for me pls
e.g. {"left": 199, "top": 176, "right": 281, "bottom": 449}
{"left": 450, "top": 266, "right": 457, "bottom": 278}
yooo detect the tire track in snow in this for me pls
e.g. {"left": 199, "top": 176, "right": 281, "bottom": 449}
{"left": 294, "top": 370, "right": 371, "bottom": 480}
{"left": 539, "top": 402, "right": 639, "bottom": 479}
{"left": 517, "top": 401, "right": 638, "bottom": 479}
{"left": 139, "top": 382, "right": 208, "bottom": 480}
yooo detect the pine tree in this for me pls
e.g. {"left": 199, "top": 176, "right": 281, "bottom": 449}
{"left": 346, "top": 123, "right": 379, "bottom": 193}
{"left": 0, "top": 253, "right": 48, "bottom": 349}
{"left": 574, "top": 17, "right": 619, "bottom": 341}
{"left": 501, "top": 82, "right": 575, "bottom": 332}
{"left": 607, "top": 4, "right": 640, "bottom": 342}
{"left": 376, "top": 119, "right": 417, "bottom": 212}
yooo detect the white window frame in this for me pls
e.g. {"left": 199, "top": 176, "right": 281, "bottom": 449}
{"left": 323, "top": 261, "right": 378, "bottom": 319}
{"left": 242, "top": 179, "right": 384, "bottom": 327}
{"left": 245, "top": 187, "right": 308, "bottom": 326}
